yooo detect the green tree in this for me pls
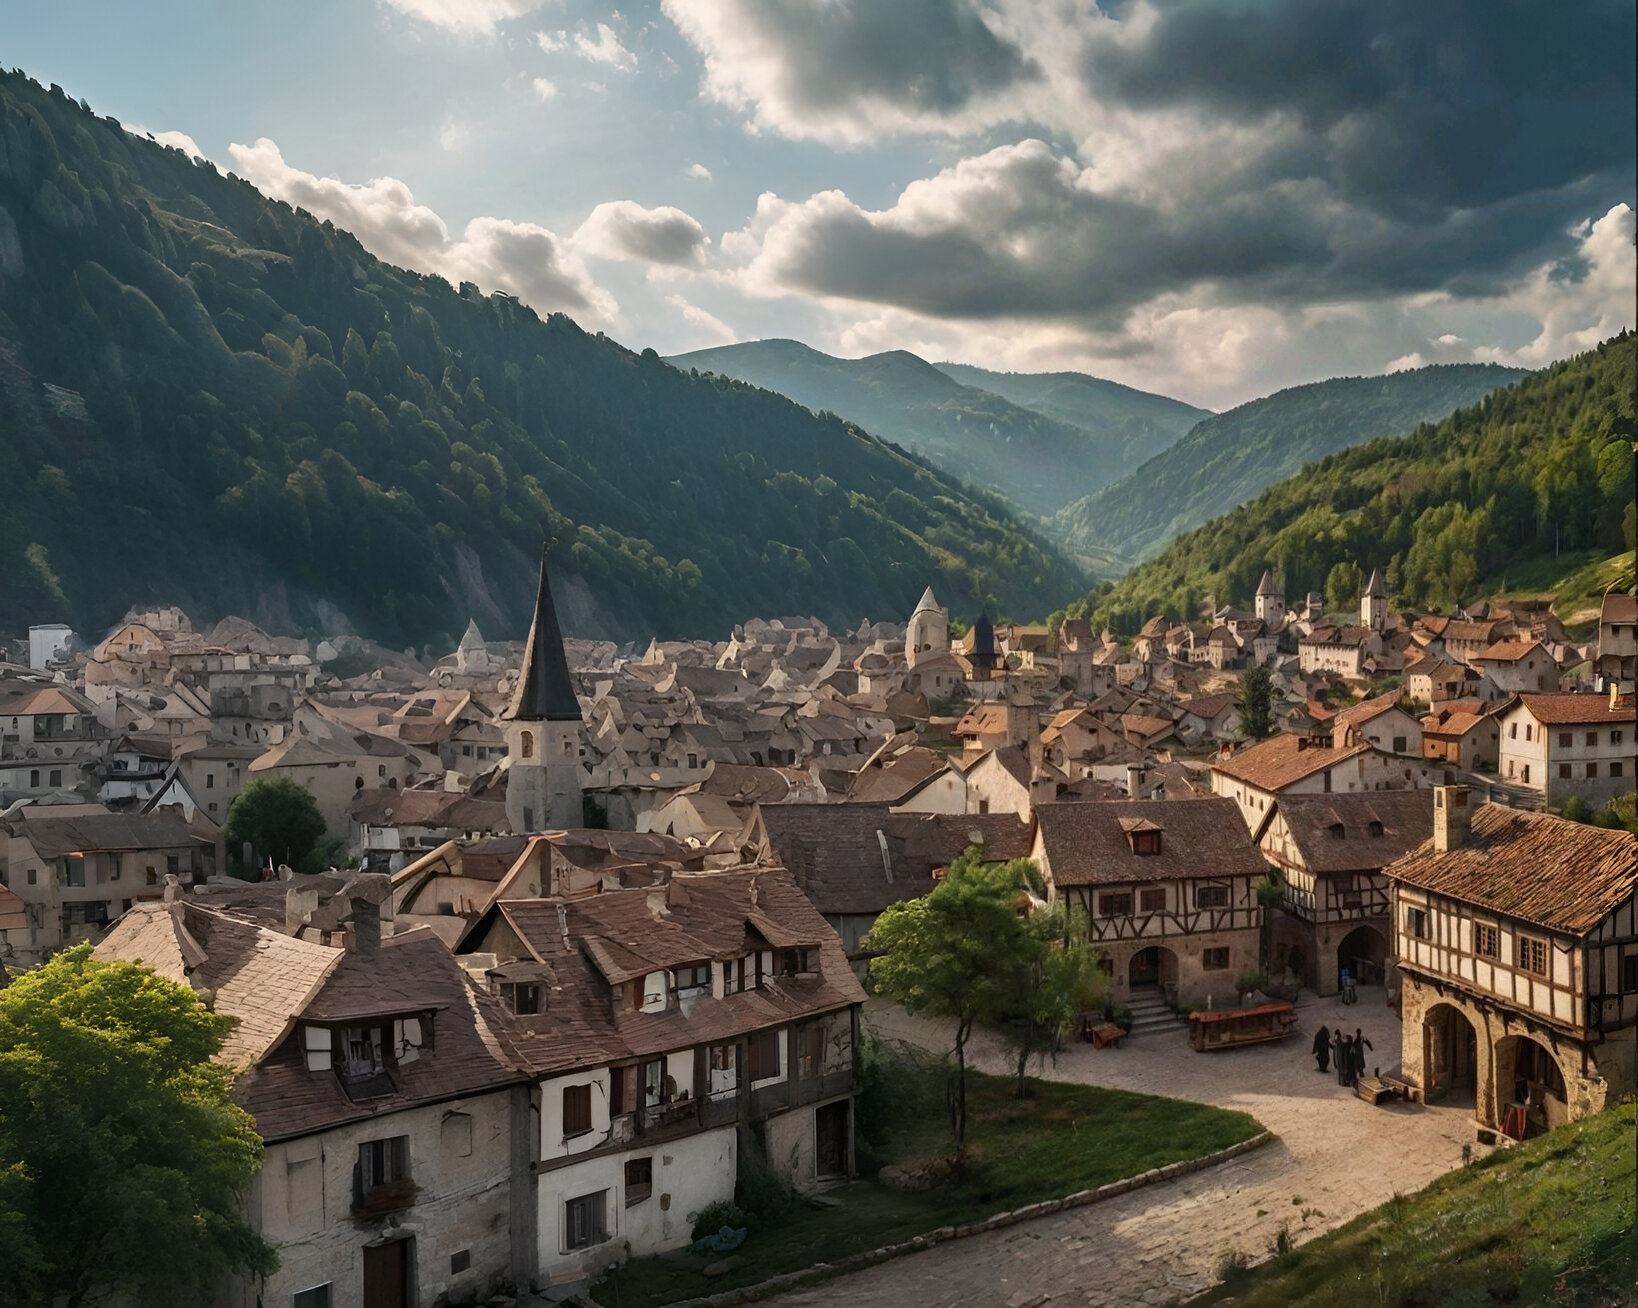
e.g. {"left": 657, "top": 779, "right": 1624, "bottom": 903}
{"left": 865, "top": 851, "right": 1029, "bottom": 1150}
{"left": 223, "top": 776, "right": 328, "bottom": 877}
{"left": 1323, "top": 560, "right": 1364, "bottom": 613}
{"left": 1236, "top": 663, "right": 1276, "bottom": 739}
{"left": 0, "top": 946, "right": 276, "bottom": 1306}
{"left": 998, "top": 885, "right": 1105, "bottom": 1097}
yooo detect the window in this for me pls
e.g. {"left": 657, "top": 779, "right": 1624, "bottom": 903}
{"left": 564, "top": 1191, "right": 607, "bottom": 1250}
{"left": 206, "top": 773, "right": 215, "bottom": 788}
{"left": 674, "top": 963, "right": 711, "bottom": 993}
{"left": 292, "top": 1286, "right": 333, "bottom": 1308}
{"left": 166, "top": 854, "right": 179, "bottom": 876}
{"left": 1508, "top": 723, "right": 1517, "bottom": 739}
{"left": 1367, "top": 820, "right": 1384, "bottom": 838}
{"left": 1392, "top": 736, "right": 1407, "bottom": 753}
{"left": 356, "top": 1135, "right": 411, "bottom": 1203}
{"left": 1196, "top": 885, "right": 1229, "bottom": 909}
{"left": 378, "top": 764, "right": 387, "bottom": 778}
{"left": 1138, "top": 888, "right": 1166, "bottom": 913}
{"left": 1522, "top": 765, "right": 1530, "bottom": 784}
{"left": 450, "top": 1251, "right": 471, "bottom": 1275}
{"left": 60, "top": 856, "right": 84, "bottom": 888}
{"left": 1328, "top": 823, "right": 1346, "bottom": 841}
{"left": 610, "top": 1065, "right": 635, "bottom": 1115}
{"left": 1474, "top": 923, "right": 1499, "bottom": 959}
{"left": 26, "top": 868, "right": 36, "bottom": 886}
{"left": 1524, "top": 724, "right": 1533, "bottom": 742}
{"left": 520, "top": 730, "right": 534, "bottom": 759}
{"left": 1202, "top": 947, "right": 1230, "bottom": 970}
{"left": 1587, "top": 762, "right": 1598, "bottom": 779}
{"left": 1612, "top": 762, "right": 1624, "bottom": 778}
{"left": 1516, "top": 936, "right": 1548, "bottom": 976}
{"left": 778, "top": 948, "right": 818, "bottom": 976}
{"left": 795, "top": 1022, "right": 824, "bottom": 1078}
{"left": 625, "top": 1157, "right": 653, "bottom": 1205}
{"left": 1623, "top": 953, "right": 1638, "bottom": 994}
{"left": 1613, "top": 730, "right": 1624, "bottom": 746}
{"left": 1558, "top": 732, "right": 1572, "bottom": 748}
{"left": 1131, "top": 830, "right": 1161, "bottom": 855}
{"left": 1585, "top": 732, "right": 1597, "bottom": 747}
{"left": 748, "top": 1029, "right": 781, "bottom": 1081}
{"left": 710, "top": 1043, "right": 735, "bottom": 1073}
{"left": 1559, "top": 763, "right": 1572, "bottom": 779}
{"left": 29, "top": 769, "right": 39, "bottom": 788}
{"left": 642, "top": 1058, "right": 667, "bottom": 1107}
{"left": 1406, "top": 907, "right": 1428, "bottom": 939}
{"left": 1097, "top": 892, "right": 1132, "bottom": 917}
{"left": 108, "top": 854, "right": 121, "bottom": 882}
{"left": 340, "top": 1025, "right": 385, "bottom": 1079}
{"left": 509, "top": 983, "right": 541, "bottom": 1015}
{"left": 48, "top": 770, "right": 61, "bottom": 788}
{"left": 562, "top": 1083, "right": 593, "bottom": 1137}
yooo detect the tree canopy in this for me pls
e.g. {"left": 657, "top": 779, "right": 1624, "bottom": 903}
{"left": 222, "top": 775, "right": 328, "bottom": 877}
{"left": 1236, "top": 664, "right": 1276, "bottom": 740}
{"left": 0, "top": 946, "right": 275, "bottom": 1306}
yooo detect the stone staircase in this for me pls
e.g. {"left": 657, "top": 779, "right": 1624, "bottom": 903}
{"left": 1125, "top": 987, "right": 1186, "bottom": 1037}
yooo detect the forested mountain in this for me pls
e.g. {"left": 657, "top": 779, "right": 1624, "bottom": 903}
{"left": 1057, "top": 363, "right": 1531, "bottom": 568}
{"left": 0, "top": 71, "right": 1084, "bottom": 648}
{"left": 668, "top": 340, "right": 1206, "bottom": 516}
{"left": 1081, "top": 335, "right": 1636, "bottom": 634}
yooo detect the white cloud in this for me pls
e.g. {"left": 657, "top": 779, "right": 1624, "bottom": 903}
{"left": 666, "top": 293, "right": 738, "bottom": 345}
{"left": 535, "top": 28, "right": 566, "bottom": 51}
{"left": 575, "top": 200, "right": 709, "bottom": 268}
{"left": 532, "top": 77, "right": 559, "bottom": 101}
{"left": 380, "top": 0, "right": 551, "bottom": 36}
{"left": 227, "top": 137, "right": 617, "bottom": 327}
{"left": 574, "top": 22, "right": 637, "bottom": 71}
{"left": 686, "top": 163, "right": 713, "bottom": 182}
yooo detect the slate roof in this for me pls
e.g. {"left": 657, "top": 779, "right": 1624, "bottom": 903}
{"left": 1035, "top": 798, "right": 1266, "bottom": 886}
{"left": 506, "top": 551, "right": 582, "bottom": 723}
{"left": 1211, "top": 735, "right": 1370, "bottom": 792}
{"left": 1259, "top": 791, "right": 1433, "bottom": 874}
{"left": 1385, "top": 807, "right": 1637, "bottom": 936}
{"left": 845, "top": 747, "right": 949, "bottom": 804}
{"left": 13, "top": 809, "right": 202, "bottom": 857}
{"left": 1512, "top": 693, "right": 1636, "bottom": 726}
{"left": 348, "top": 787, "right": 507, "bottom": 831}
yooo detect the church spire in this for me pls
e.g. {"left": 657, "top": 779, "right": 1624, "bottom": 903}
{"left": 505, "top": 549, "right": 581, "bottom": 723}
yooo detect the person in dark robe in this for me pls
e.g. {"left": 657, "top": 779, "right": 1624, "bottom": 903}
{"left": 1336, "top": 1031, "right": 1351, "bottom": 1085}
{"left": 1312, "top": 1024, "right": 1331, "bottom": 1073}
{"left": 1352, "top": 1029, "right": 1374, "bottom": 1084}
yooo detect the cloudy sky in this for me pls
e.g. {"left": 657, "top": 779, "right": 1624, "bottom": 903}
{"left": 9, "top": 0, "right": 1634, "bottom": 407}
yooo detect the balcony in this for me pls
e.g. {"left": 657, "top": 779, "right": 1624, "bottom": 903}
{"left": 640, "top": 1097, "right": 700, "bottom": 1133}
{"left": 700, "top": 1091, "right": 740, "bottom": 1129}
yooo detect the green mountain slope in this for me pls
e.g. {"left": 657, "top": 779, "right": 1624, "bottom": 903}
{"left": 667, "top": 340, "right": 1205, "bottom": 517}
{"left": 0, "top": 71, "right": 1084, "bottom": 647}
{"left": 1059, "top": 363, "right": 1531, "bottom": 568}
{"left": 1083, "top": 334, "right": 1635, "bottom": 633}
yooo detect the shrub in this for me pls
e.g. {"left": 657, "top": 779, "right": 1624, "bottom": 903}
{"left": 1235, "top": 968, "right": 1269, "bottom": 995}
{"left": 1216, "top": 1249, "right": 1249, "bottom": 1282}
{"left": 690, "top": 1200, "right": 751, "bottom": 1242}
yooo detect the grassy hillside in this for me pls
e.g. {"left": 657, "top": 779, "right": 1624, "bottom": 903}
{"left": 0, "top": 71, "right": 1084, "bottom": 648}
{"left": 1082, "top": 335, "right": 1635, "bottom": 633}
{"left": 669, "top": 340, "right": 1205, "bottom": 517}
{"left": 1195, "top": 1100, "right": 1636, "bottom": 1307}
{"left": 1059, "top": 364, "right": 1530, "bottom": 568}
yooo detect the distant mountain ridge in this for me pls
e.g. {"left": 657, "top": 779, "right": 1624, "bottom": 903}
{"left": 668, "top": 339, "right": 1208, "bottom": 517}
{"left": 1058, "top": 363, "right": 1532, "bottom": 568}
{"left": 0, "top": 70, "right": 1084, "bottom": 647}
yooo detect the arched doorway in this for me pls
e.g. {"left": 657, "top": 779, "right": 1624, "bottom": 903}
{"left": 1494, "top": 1034, "right": 1569, "bottom": 1139}
{"left": 1336, "top": 924, "right": 1389, "bottom": 989}
{"left": 1128, "top": 945, "right": 1179, "bottom": 998}
{"left": 1422, "top": 1002, "right": 1478, "bottom": 1109}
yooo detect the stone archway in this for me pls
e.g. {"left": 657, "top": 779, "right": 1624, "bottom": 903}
{"left": 1494, "top": 1034, "right": 1569, "bottom": 1138}
{"left": 1336, "top": 923, "right": 1389, "bottom": 989}
{"left": 1128, "top": 944, "right": 1180, "bottom": 996}
{"left": 1422, "top": 1002, "right": 1479, "bottom": 1109}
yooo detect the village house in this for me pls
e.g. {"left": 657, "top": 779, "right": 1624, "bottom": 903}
{"left": 1493, "top": 692, "right": 1635, "bottom": 807}
{"left": 1438, "top": 618, "right": 1506, "bottom": 667}
{"left": 96, "top": 879, "right": 533, "bottom": 1308}
{"left": 1405, "top": 654, "right": 1476, "bottom": 707}
{"left": 1387, "top": 790, "right": 1637, "bottom": 1137}
{"left": 1031, "top": 799, "right": 1266, "bottom": 1010}
{"left": 0, "top": 680, "right": 104, "bottom": 804}
{"left": 350, "top": 787, "right": 510, "bottom": 873}
{"left": 1331, "top": 693, "right": 1424, "bottom": 757}
{"left": 1421, "top": 702, "right": 1501, "bottom": 776}
{"left": 1210, "top": 734, "right": 1416, "bottom": 828}
{"left": 0, "top": 806, "right": 211, "bottom": 965}
{"left": 176, "top": 742, "right": 262, "bottom": 826}
{"left": 1252, "top": 790, "right": 1432, "bottom": 995}
{"left": 249, "top": 705, "right": 429, "bottom": 837}
{"left": 460, "top": 867, "right": 865, "bottom": 1290}
{"left": 1595, "top": 591, "right": 1637, "bottom": 693}
{"left": 1297, "top": 625, "right": 1378, "bottom": 679}
{"left": 1470, "top": 638, "right": 1559, "bottom": 695}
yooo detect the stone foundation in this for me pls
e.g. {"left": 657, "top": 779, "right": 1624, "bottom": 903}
{"left": 1101, "top": 929, "right": 1261, "bottom": 1010}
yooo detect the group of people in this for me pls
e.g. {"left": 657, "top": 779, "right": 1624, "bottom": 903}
{"left": 1312, "top": 1024, "right": 1373, "bottom": 1086}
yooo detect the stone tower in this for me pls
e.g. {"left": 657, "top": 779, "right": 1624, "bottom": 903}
{"left": 968, "top": 612, "right": 998, "bottom": 675}
{"left": 504, "top": 551, "right": 583, "bottom": 834}
{"left": 1361, "top": 567, "right": 1387, "bottom": 633}
{"left": 905, "top": 586, "right": 949, "bottom": 670}
{"left": 1254, "top": 569, "right": 1285, "bottom": 627}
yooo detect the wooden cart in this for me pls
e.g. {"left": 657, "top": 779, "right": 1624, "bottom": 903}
{"left": 1187, "top": 1000, "right": 1298, "bottom": 1052}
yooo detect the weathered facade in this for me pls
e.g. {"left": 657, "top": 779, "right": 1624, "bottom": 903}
{"left": 1387, "top": 790, "right": 1637, "bottom": 1137}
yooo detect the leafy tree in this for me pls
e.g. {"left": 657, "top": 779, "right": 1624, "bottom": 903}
{"left": 998, "top": 887, "right": 1105, "bottom": 1097}
{"left": 0, "top": 946, "right": 276, "bottom": 1306}
{"left": 1324, "top": 560, "right": 1364, "bottom": 612}
{"left": 1255, "top": 874, "right": 1284, "bottom": 973}
{"left": 1236, "top": 664, "right": 1276, "bottom": 740}
{"left": 865, "top": 850, "right": 1029, "bottom": 1151}
{"left": 223, "top": 775, "right": 327, "bottom": 877}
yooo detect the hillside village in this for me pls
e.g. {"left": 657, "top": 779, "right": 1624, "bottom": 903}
{"left": 1, "top": 564, "right": 1634, "bottom": 1306}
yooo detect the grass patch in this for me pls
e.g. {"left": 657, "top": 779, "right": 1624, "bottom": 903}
{"left": 1485, "top": 548, "right": 1635, "bottom": 637}
{"left": 1189, "top": 1099, "right": 1636, "bottom": 1307}
{"left": 591, "top": 1045, "right": 1262, "bottom": 1307}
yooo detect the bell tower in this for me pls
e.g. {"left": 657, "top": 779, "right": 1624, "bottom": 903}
{"left": 505, "top": 550, "right": 583, "bottom": 834}
{"left": 906, "top": 586, "right": 949, "bottom": 669}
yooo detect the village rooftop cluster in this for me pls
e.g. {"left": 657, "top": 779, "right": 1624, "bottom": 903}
{"left": 1, "top": 564, "right": 1634, "bottom": 1306}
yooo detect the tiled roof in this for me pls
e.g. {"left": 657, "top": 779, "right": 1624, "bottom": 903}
{"left": 1385, "top": 806, "right": 1636, "bottom": 936}
{"left": 1333, "top": 693, "right": 1406, "bottom": 729}
{"left": 845, "top": 748, "right": 950, "bottom": 804}
{"left": 1261, "top": 791, "right": 1433, "bottom": 874}
{"left": 13, "top": 810, "right": 202, "bottom": 857}
{"left": 1513, "top": 693, "right": 1636, "bottom": 725}
{"left": 1600, "top": 594, "right": 1637, "bottom": 623}
{"left": 1036, "top": 798, "right": 1266, "bottom": 886}
{"left": 1211, "top": 735, "right": 1370, "bottom": 791}
{"left": 1472, "top": 639, "right": 1542, "bottom": 663}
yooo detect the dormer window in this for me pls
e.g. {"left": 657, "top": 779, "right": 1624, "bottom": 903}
{"left": 778, "top": 948, "right": 818, "bottom": 977}
{"left": 1328, "top": 823, "right": 1346, "bottom": 841}
{"left": 1367, "top": 820, "right": 1384, "bottom": 838}
{"left": 1132, "top": 831, "right": 1161, "bottom": 855}
{"left": 507, "top": 983, "right": 541, "bottom": 1015}
{"left": 673, "top": 964, "right": 710, "bottom": 996}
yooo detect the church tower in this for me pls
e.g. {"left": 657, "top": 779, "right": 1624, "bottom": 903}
{"left": 905, "top": 586, "right": 949, "bottom": 669}
{"left": 1254, "top": 569, "right": 1285, "bottom": 626}
{"left": 1361, "top": 567, "right": 1387, "bottom": 633}
{"left": 968, "top": 612, "right": 998, "bottom": 676}
{"left": 505, "top": 550, "right": 583, "bottom": 834}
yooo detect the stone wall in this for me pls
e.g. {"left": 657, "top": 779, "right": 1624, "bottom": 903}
{"left": 1101, "top": 927, "right": 1261, "bottom": 1009}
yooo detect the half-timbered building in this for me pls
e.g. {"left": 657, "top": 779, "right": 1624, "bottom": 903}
{"left": 1386, "top": 787, "right": 1637, "bottom": 1137}
{"left": 1031, "top": 799, "right": 1266, "bottom": 1008}
{"left": 1252, "top": 791, "right": 1432, "bottom": 995}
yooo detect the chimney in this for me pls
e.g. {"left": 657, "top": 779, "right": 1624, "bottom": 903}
{"left": 344, "top": 872, "right": 393, "bottom": 957}
{"left": 1126, "top": 764, "right": 1142, "bottom": 800}
{"left": 1432, "top": 785, "right": 1471, "bottom": 853}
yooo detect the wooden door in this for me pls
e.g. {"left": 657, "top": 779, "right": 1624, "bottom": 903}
{"left": 815, "top": 1100, "right": 849, "bottom": 1178}
{"left": 363, "top": 1238, "right": 410, "bottom": 1308}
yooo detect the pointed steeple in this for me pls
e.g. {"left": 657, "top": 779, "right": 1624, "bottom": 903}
{"left": 912, "top": 585, "right": 941, "bottom": 616}
{"left": 1364, "top": 567, "right": 1387, "bottom": 597}
{"left": 505, "top": 550, "right": 581, "bottom": 723}
{"left": 1256, "top": 569, "right": 1279, "bottom": 597}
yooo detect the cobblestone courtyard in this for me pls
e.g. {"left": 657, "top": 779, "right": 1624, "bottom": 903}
{"left": 767, "top": 988, "right": 1482, "bottom": 1307}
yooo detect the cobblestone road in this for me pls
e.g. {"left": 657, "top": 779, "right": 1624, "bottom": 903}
{"left": 767, "top": 988, "right": 1482, "bottom": 1308}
